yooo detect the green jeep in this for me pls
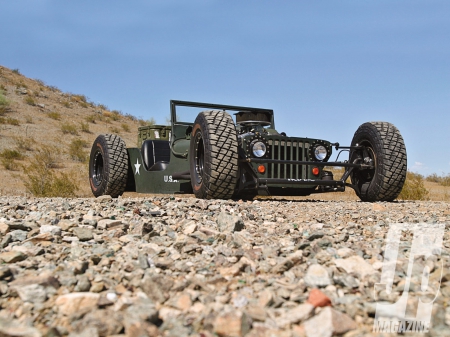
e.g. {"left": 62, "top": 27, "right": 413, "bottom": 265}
{"left": 89, "top": 100, "right": 407, "bottom": 201}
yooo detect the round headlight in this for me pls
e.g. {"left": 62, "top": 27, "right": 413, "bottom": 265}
{"left": 314, "top": 145, "right": 327, "bottom": 161}
{"left": 252, "top": 141, "right": 267, "bottom": 157}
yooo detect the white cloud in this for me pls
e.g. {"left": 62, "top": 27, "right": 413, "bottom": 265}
{"left": 410, "top": 161, "right": 428, "bottom": 173}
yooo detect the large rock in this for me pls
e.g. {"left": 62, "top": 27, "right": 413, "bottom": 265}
{"left": 0, "top": 251, "right": 27, "bottom": 263}
{"left": 55, "top": 292, "right": 100, "bottom": 316}
{"left": 335, "top": 255, "right": 375, "bottom": 279}
{"left": 303, "top": 307, "right": 357, "bottom": 337}
{"left": 214, "top": 310, "right": 250, "bottom": 337}
{"left": 217, "top": 212, "right": 244, "bottom": 233}
{"left": 304, "top": 264, "right": 331, "bottom": 287}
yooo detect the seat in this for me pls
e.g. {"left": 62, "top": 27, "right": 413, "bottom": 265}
{"left": 141, "top": 140, "right": 170, "bottom": 171}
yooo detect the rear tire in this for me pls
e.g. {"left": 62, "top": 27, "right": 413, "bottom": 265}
{"left": 349, "top": 122, "right": 407, "bottom": 202}
{"left": 89, "top": 134, "right": 128, "bottom": 198}
{"left": 190, "top": 110, "right": 239, "bottom": 199}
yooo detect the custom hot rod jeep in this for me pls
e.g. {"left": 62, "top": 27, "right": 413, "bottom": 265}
{"left": 89, "top": 100, "right": 407, "bottom": 201}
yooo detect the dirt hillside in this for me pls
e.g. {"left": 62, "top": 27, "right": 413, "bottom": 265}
{"left": 0, "top": 65, "right": 150, "bottom": 197}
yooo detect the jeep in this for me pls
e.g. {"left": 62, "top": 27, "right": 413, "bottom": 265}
{"left": 89, "top": 100, "right": 407, "bottom": 201}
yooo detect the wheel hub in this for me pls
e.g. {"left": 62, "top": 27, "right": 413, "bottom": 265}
{"left": 92, "top": 151, "right": 104, "bottom": 186}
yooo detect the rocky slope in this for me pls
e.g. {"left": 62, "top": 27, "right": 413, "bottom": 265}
{"left": 0, "top": 196, "right": 449, "bottom": 337}
{"left": 0, "top": 65, "right": 146, "bottom": 197}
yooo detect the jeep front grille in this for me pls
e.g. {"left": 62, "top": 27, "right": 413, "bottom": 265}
{"left": 267, "top": 138, "right": 311, "bottom": 179}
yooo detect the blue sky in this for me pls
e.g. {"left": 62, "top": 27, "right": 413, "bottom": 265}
{"left": 1, "top": 1, "right": 449, "bottom": 175}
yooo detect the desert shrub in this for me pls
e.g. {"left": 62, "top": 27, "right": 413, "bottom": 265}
{"left": 0, "top": 149, "right": 24, "bottom": 160}
{"left": 121, "top": 123, "right": 130, "bottom": 132}
{"left": 61, "top": 122, "right": 78, "bottom": 135}
{"left": 0, "top": 149, "right": 24, "bottom": 171}
{"left": 98, "top": 104, "right": 108, "bottom": 111}
{"left": 138, "top": 119, "right": 147, "bottom": 126}
{"left": 24, "top": 96, "right": 36, "bottom": 106}
{"left": 71, "top": 94, "right": 87, "bottom": 103}
{"left": 35, "top": 79, "right": 45, "bottom": 86}
{"left": 426, "top": 173, "right": 450, "bottom": 186}
{"left": 86, "top": 114, "right": 96, "bottom": 124}
{"left": 110, "top": 126, "right": 120, "bottom": 134}
{"left": 47, "top": 111, "right": 61, "bottom": 120}
{"left": 12, "top": 69, "right": 20, "bottom": 75}
{"left": 103, "top": 111, "right": 114, "bottom": 119}
{"left": 398, "top": 171, "right": 430, "bottom": 201}
{"left": 62, "top": 101, "right": 71, "bottom": 108}
{"left": 426, "top": 173, "right": 441, "bottom": 183}
{"left": 441, "top": 176, "right": 450, "bottom": 186}
{"left": 25, "top": 115, "right": 33, "bottom": 123}
{"left": 109, "top": 110, "right": 122, "bottom": 121}
{"left": 68, "top": 139, "right": 88, "bottom": 162}
{"left": 125, "top": 113, "right": 137, "bottom": 121}
{"left": 24, "top": 150, "right": 77, "bottom": 197}
{"left": 80, "top": 121, "right": 90, "bottom": 133}
{"left": 15, "top": 137, "right": 34, "bottom": 151}
{"left": 32, "top": 145, "right": 60, "bottom": 169}
{"left": 1, "top": 158, "right": 20, "bottom": 171}
{"left": 0, "top": 117, "right": 16, "bottom": 124}
{"left": 0, "top": 90, "right": 10, "bottom": 115}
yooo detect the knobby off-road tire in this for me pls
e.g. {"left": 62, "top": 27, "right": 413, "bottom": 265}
{"left": 190, "top": 110, "right": 239, "bottom": 199}
{"left": 89, "top": 134, "right": 128, "bottom": 198}
{"left": 350, "top": 122, "right": 407, "bottom": 202}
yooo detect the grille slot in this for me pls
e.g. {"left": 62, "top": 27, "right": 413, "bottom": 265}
{"left": 267, "top": 138, "right": 310, "bottom": 179}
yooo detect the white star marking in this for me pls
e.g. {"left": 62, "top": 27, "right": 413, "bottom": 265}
{"left": 134, "top": 158, "right": 141, "bottom": 175}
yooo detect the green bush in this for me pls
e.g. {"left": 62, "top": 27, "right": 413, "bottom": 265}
{"left": 61, "top": 122, "right": 78, "bottom": 135}
{"left": 398, "top": 171, "right": 430, "bottom": 201}
{"left": 47, "top": 111, "right": 61, "bottom": 120}
{"left": 0, "top": 90, "right": 10, "bottom": 115}
{"left": 1, "top": 157, "right": 20, "bottom": 171}
{"left": 68, "top": 139, "right": 88, "bottom": 162}
{"left": 24, "top": 96, "right": 36, "bottom": 106}
{"left": 80, "top": 121, "right": 90, "bottom": 133}
{"left": 0, "top": 117, "right": 20, "bottom": 125}
{"left": 0, "top": 149, "right": 24, "bottom": 160}
{"left": 0, "top": 149, "right": 24, "bottom": 171}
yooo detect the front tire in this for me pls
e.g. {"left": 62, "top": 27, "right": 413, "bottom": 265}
{"left": 190, "top": 110, "right": 239, "bottom": 199}
{"left": 349, "top": 122, "right": 407, "bottom": 202}
{"left": 89, "top": 134, "right": 128, "bottom": 198}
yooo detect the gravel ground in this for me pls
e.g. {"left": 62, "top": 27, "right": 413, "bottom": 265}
{"left": 0, "top": 196, "right": 449, "bottom": 337}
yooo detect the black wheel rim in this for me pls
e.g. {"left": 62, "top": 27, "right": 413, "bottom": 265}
{"left": 92, "top": 150, "right": 104, "bottom": 187}
{"left": 193, "top": 132, "right": 205, "bottom": 185}
{"left": 351, "top": 141, "right": 376, "bottom": 192}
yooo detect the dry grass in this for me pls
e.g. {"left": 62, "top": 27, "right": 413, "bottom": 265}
{"left": 0, "top": 64, "right": 141, "bottom": 197}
